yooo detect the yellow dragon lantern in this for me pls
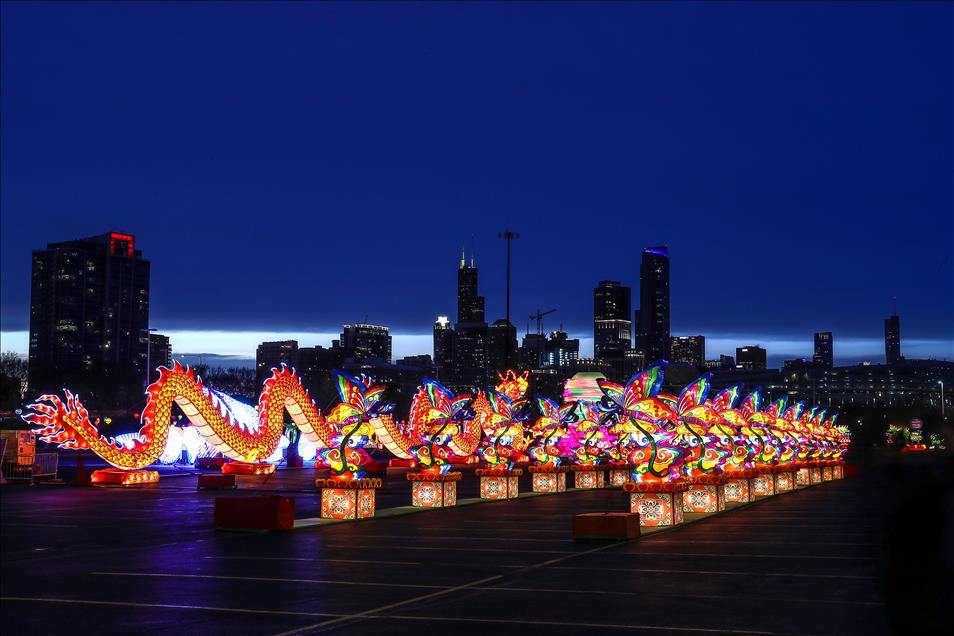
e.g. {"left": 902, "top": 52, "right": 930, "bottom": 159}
{"left": 22, "top": 362, "right": 333, "bottom": 473}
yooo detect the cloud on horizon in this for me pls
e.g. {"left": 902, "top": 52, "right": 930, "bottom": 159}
{"left": 3, "top": 329, "right": 951, "bottom": 369}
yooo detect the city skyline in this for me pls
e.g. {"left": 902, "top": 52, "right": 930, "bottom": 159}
{"left": 2, "top": 232, "right": 953, "bottom": 369}
{"left": 2, "top": 2, "right": 952, "bottom": 366}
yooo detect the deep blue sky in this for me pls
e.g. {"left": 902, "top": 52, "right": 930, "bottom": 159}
{"left": 2, "top": 1, "right": 952, "bottom": 365}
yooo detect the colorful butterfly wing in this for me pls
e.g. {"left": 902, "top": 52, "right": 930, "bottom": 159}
{"left": 739, "top": 389, "right": 761, "bottom": 418}
{"left": 709, "top": 385, "right": 740, "bottom": 412}
{"left": 333, "top": 371, "right": 366, "bottom": 406}
{"left": 677, "top": 375, "right": 711, "bottom": 415}
{"left": 597, "top": 379, "right": 625, "bottom": 409}
{"left": 622, "top": 363, "right": 665, "bottom": 409}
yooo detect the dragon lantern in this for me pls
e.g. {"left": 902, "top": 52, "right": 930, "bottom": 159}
{"left": 22, "top": 363, "right": 332, "bottom": 479}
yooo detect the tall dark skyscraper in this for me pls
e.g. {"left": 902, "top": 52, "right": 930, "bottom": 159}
{"left": 593, "top": 280, "right": 632, "bottom": 359}
{"left": 487, "top": 319, "right": 518, "bottom": 372}
{"left": 635, "top": 245, "right": 671, "bottom": 362}
{"left": 814, "top": 331, "right": 833, "bottom": 368}
{"left": 28, "top": 232, "right": 150, "bottom": 404}
{"left": 885, "top": 315, "right": 901, "bottom": 364}
{"left": 454, "top": 250, "right": 489, "bottom": 387}
{"left": 457, "top": 248, "right": 485, "bottom": 324}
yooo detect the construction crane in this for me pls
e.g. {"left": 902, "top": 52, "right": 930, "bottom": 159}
{"left": 529, "top": 308, "right": 556, "bottom": 335}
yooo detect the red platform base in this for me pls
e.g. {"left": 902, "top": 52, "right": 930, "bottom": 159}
{"left": 214, "top": 495, "right": 294, "bottom": 530}
{"left": 608, "top": 465, "right": 634, "bottom": 487}
{"left": 476, "top": 468, "right": 522, "bottom": 500}
{"left": 528, "top": 465, "right": 568, "bottom": 493}
{"left": 571, "top": 465, "right": 606, "bottom": 489}
{"left": 222, "top": 462, "right": 276, "bottom": 476}
{"left": 198, "top": 474, "right": 236, "bottom": 489}
{"left": 407, "top": 472, "right": 461, "bottom": 508}
{"left": 315, "top": 477, "right": 382, "bottom": 519}
{"left": 90, "top": 468, "right": 160, "bottom": 486}
{"left": 573, "top": 512, "right": 640, "bottom": 540}
{"left": 683, "top": 474, "right": 727, "bottom": 513}
{"left": 623, "top": 481, "right": 688, "bottom": 527}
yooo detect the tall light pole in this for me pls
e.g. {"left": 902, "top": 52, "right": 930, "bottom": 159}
{"left": 940, "top": 380, "right": 946, "bottom": 422}
{"left": 497, "top": 230, "right": 519, "bottom": 367}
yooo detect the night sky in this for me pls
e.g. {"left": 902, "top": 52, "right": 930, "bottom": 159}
{"left": 2, "top": 2, "right": 952, "bottom": 367}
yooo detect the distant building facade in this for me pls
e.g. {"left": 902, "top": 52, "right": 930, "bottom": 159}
{"left": 635, "top": 246, "right": 670, "bottom": 362}
{"left": 341, "top": 323, "right": 392, "bottom": 363}
{"left": 670, "top": 335, "right": 705, "bottom": 367}
{"left": 884, "top": 315, "right": 901, "bottom": 364}
{"left": 487, "top": 319, "right": 518, "bottom": 373}
{"left": 148, "top": 332, "right": 172, "bottom": 378}
{"left": 432, "top": 316, "right": 455, "bottom": 381}
{"left": 28, "top": 232, "right": 151, "bottom": 405}
{"left": 256, "top": 340, "right": 299, "bottom": 385}
{"left": 593, "top": 280, "right": 631, "bottom": 359}
{"left": 814, "top": 331, "right": 833, "bottom": 368}
{"left": 736, "top": 345, "right": 767, "bottom": 370}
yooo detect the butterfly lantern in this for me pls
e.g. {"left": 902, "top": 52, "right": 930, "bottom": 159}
{"left": 529, "top": 397, "right": 576, "bottom": 466}
{"left": 406, "top": 379, "right": 476, "bottom": 474}
{"left": 705, "top": 385, "right": 754, "bottom": 471}
{"left": 321, "top": 372, "right": 393, "bottom": 479}
{"left": 597, "top": 363, "right": 681, "bottom": 482}
{"left": 660, "top": 375, "right": 730, "bottom": 478}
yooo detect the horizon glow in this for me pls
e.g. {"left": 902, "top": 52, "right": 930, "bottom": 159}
{"left": 2, "top": 330, "right": 951, "bottom": 368}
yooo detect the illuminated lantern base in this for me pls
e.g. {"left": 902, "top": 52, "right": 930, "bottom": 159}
{"left": 90, "top": 468, "right": 160, "bottom": 486}
{"left": 608, "top": 464, "right": 635, "bottom": 487}
{"left": 832, "top": 462, "right": 844, "bottom": 479}
{"left": 773, "top": 468, "right": 795, "bottom": 493}
{"left": 315, "top": 477, "right": 382, "bottom": 520}
{"left": 623, "top": 481, "right": 688, "bottom": 527}
{"left": 795, "top": 466, "right": 811, "bottom": 488}
{"left": 222, "top": 462, "right": 276, "bottom": 476}
{"left": 407, "top": 472, "right": 461, "bottom": 508}
{"left": 475, "top": 468, "right": 522, "bottom": 500}
{"left": 721, "top": 477, "right": 751, "bottom": 504}
{"left": 571, "top": 465, "right": 606, "bottom": 489}
{"left": 528, "top": 465, "right": 568, "bottom": 493}
{"left": 751, "top": 473, "right": 776, "bottom": 498}
{"left": 821, "top": 465, "right": 833, "bottom": 482}
{"left": 808, "top": 464, "right": 823, "bottom": 485}
{"left": 682, "top": 474, "right": 727, "bottom": 513}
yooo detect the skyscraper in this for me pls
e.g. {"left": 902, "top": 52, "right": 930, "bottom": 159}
{"left": 813, "top": 331, "right": 833, "bottom": 368}
{"left": 487, "top": 319, "right": 518, "bottom": 372}
{"left": 454, "top": 250, "right": 489, "bottom": 387}
{"left": 670, "top": 335, "right": 705, "bottom": 367}
{"left": 28, "top": 232, "right": 150, "bottom": 404}
{"left": 635, "top": 245, "right": 670, "bottom": 362}
{"left": 593, "top": 280, "right": 631, "bottom": 359}
{"left": 341, "top": 324, "right": 392, "bottom": 363}
{"left": 432, "top": 316, "right": 455, "bottom": 381}
{"left": 885, "top": 315, "right": 901, "bottom": 364}
{"left": 457, "top": 248, "right": 485, "bottom": 324}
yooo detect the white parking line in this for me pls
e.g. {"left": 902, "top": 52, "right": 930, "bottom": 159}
{"left": 204, "top": 556, "right": 424, "bottom": 566}
{"left": 0, "top": 596, "right": 338, "bottom": 618}
{"left": 91, "top": 572, "right": 448, "bottom": 589}
{"left": 547, "top": 565, "right": 878, "bottom": 580}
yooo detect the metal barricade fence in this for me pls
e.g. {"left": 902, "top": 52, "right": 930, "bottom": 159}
{"left": 33, "top": 453, "right": 59, "bottom": 479}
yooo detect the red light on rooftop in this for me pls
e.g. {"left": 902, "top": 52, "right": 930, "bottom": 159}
{"left": 109, "top": 233, "right": 135, "bottom": 256}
